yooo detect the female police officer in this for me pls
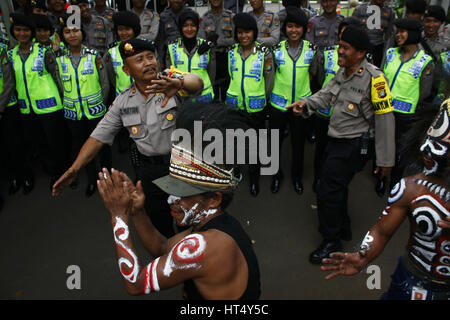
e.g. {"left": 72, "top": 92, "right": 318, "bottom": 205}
{"left": 52, "top": 38, "right": 204, "bottom": 238}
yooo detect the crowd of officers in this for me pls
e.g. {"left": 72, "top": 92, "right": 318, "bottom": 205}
{"left": 0, "top": 0, "right": 449, "bottom": 263}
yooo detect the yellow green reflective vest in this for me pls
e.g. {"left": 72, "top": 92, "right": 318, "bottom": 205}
{"left": 383, "top": 47, "right": 433, "bottom": 114}
{"left": 270, "top": 40, "right": 314, "bottom": 112}
{"left": 316, "top": 45, "right": 339, "bottom": 118}
{"left": 56, "top": 47, "right": 106, "bottom": 120}
{"left": 168, "top": 38, "right": 214, "bottom": 102}
{"left": 0, "top": 38, "right": 17, "bottom": 108}
{"left": 226, "top": 43, "right": 266, "bottom": 113}
{"left": 9, "top": 42, "right": 62, "bottom": 115}
{"left": 108, "top": 42, "right": 133, "bottom": 96}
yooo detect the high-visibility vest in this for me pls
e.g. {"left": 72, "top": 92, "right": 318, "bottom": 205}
{"left": 226, "top": 43, "right": 266, "bottom": 113}
{"left": 168, "top": 38, "right": 214, "bottom": 102}
{"left": 0, "top": 40, "right": 17, "bottom": 108}
{"left": 383, "top": 47, "right": 433, "bottom": 114}
{"left": 316, "top": 45, "right": 339, "bottom": 118}
{"left": 56, "top": 47, "right": 106, "bottom": 120}
{"left": 9, "top": 42, "right": 62, "bottom": 115}
{"left": 270, "top": 40, "right": 314, "bottom": 112}
{"left": 108, "top": 42, "right": 133, "bottom": 96}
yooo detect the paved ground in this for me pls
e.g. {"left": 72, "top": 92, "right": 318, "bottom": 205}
{"left": 0, "top": 136, "right": 409, "bottom": 300}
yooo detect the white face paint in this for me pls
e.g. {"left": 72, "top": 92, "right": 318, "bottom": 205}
{"left": 167, "top": 195, "right": 181, "bottom": 204}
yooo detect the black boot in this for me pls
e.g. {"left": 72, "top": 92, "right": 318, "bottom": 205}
{"left": 309, "top": 239, "right": 342, "bottom": 264}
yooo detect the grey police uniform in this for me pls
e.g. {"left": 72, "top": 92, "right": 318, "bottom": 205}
{"left": 305, "top": 13, "right": 344, "bottom": 50}
{"left": 425, "top": 35, "right": 450, "bottom": 58}
{"left": 248, "top": 10, "right": 281, "bottom": 47}
{"left": 132, "top": 8, "right": 160, "bottom": 42}
{"left": 90, "top": 84, "right": 178, "bottom": 237}
{"left": 198, "top": 9, "right": 235, "bottom": 53}
{"left": 301, "top": 58, "right": 395, "bottom": 241}
{"left": 82, "top": 15, "right": 114, "bottom": 55}
{"left": 158, "top": 7, "right": 193, "bottom": 68}
{"left": 91, "top": 7, "right": 116, "bottom": 34}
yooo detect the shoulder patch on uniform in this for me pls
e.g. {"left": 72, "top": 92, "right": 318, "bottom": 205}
{"left": 371, "top": 74, "right": 394, "bottom": 115}
{"left": 108, "top": 41, "right": 118, "bottom": 49}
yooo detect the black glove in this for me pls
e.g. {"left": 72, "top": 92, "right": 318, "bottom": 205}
{"left": 197, "top": 32, "right": 219, "bottom": 55}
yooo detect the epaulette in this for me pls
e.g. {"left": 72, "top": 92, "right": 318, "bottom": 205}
{"left": 272, "top": 42, "right": 282, "bottom": 50}
{"left": 108, "top": 41, "right": 118, "bottom": 49}
{"left": 223, "top": 9, "right": 233, "bottom": 17}
{"left": 54, "top": 48, "right": 66, "bottom": 58}
{"left": 365, "top": 62, "right": 382, "bottom": 77}
{"left": 85, "top": 47, "right": 98, "bottom": 56}
{"left": 264, "top": 12, "right": 274, "bottom": 20}
{"left": 256, "top": 44, "right": 269, "bottom": 54}
{"left": 168, "top": 38, "right": 179, "bottom": 45}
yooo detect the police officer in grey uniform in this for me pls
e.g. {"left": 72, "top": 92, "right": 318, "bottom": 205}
{"left": 352, "top": 0, "right": 395, "bottom": 67}
{"left": 423, "top": 5, "right": 450, "bottom": 58}
{"left": 288, "top": 26, "right": 395, "bottom": 264}
{"left": 90, "top": 0, "right": 116, "bottom": 32}
{"left": 77, "top": 0, "right": 114, "bottom": 56}
{"left": 158, "top": 0, "right": 193, "bottom": 68}
{"left": 52, "top": 38, "right": 204, "bottom": 238}
{"left": 198, "top": 0, "right": 235, "bottom": 101}
{"left": 248, "top": 0, "right": 280, "bottom": 47}
{"left": 305, "top": 0, "right": 344, "bottom": 51}
{"left": 132, "top": 0, "right": 160, "bottom": 42}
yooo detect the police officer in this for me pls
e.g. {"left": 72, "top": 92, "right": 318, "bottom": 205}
{"left": 352, "top": 0, "right": 395, "bottom": 67}
{"left": 167, "top": 10, "right": 216, "bottom": 102}
{"left": 0, "top": 35, "right": 25, "bottom": 195}
{"left": 78, "top": 0, "right": 114, "bottom": 55}
{"left": 248, "top": 0, "right": 280, "bottom": 47}
{"left": 288, "top": 26, "right": 395, "bottom": 264}
{"left": 91, "top": 0, "right": 116, "bottom": 34}
{"left": 46, "top": 0, "right": 67, "bottom": 34}
{"left": 158, "top": 0, "right": 192, "bottom": 68}
{"left": 56, "top": 16, "right": 111, "bottom": 197}
{"left": 52, "top": 38, "right": 204, "bottom": 238}
{"left": 9, "top": 12, "right": 67, "bottom": 193}
{"left": 33, "top": 13, "right": 54, "bottom": 47}
{"left": 226, "top": 13, "right": 274, "bottom": 197}
{"left": 131, "top": 0, "right": 160, "bottom": 42}
{"left": 269, "top": 7, "right": 314, "bottom": 195}
{"left": 198, "top": 0, "right": 234, "bottom": 102}
{"left": 382, "top": 18, "right": 435, "bottom": 189}
{"left": 305, "top": 0, "right": 344, "bottom": 51}
{"left": 423, "top": 5, "right": 449, "bottom": 58}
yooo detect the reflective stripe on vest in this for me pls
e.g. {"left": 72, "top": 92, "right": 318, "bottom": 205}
{"left": 270, "top": 40, "right": 314, "bottom": 112}
{"left": 383, "top": 47, "right": 432, "bottom": 114}
{"left": 57, "top": 51, "right": 106, "bottom": 120}
{"left": 317, "top": 46, "right": 339, "bottom": 118}
{"left": 168, "top": 38, "right": 214, "bottom": 102}
{"left": 226, "top": 44, "right": 266, "bottom": 113}
{"left": 10, "top": 43, "right": 62, "bottom": 115}
{"left": 110, "top": 44, "right": 133, "bottom": 96}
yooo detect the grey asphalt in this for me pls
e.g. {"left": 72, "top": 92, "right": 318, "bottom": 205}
{"left": 0, "top": 137, "right": 409, "bottom": 300}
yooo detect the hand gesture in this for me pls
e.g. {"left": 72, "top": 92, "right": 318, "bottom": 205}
{"left": 52, "top": 167, "right": 78, "bottom": 197}
{"left": 320, "top": 251, "right": 368, "bottom": 280}
{"left": 119, "top": 171, "right": 146, "bottom": 216}
{"left": 52, "top": 32, "right": 61, "bottom": 52}
{"left": 144, "top": 75, "right": 181, "bottom": 107}
{"left": 97, "top": 168, "right": 132, "bottom": 218}
{"left": 285, "top": 100, "right": 306, "bottom": 116}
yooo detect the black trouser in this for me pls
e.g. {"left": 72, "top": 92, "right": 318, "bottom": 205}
{"left": 135, "top": 153, "right": 175, "bottom": 238}
{"left": 313, "top": 115, "right": 330, "bottom": 182}
{"left": 372, "top": 43, "right": 385, "bottom": 68}
{"left": 213, "top": 51, "right": 230, "bottom": 103}
{"left": 0, "top": 104, "right": 25, "bottom": 181}
{"left": 21, "top": 109, "right": 68, "bottom": 179}
{"left": 269, "top": 107, "right": 307, "bottom": 180}
{"left": 245, "top": 110, "right": 266, "bottom": 185}
{"left": 317, "top": 137, "right": 369, "bottom": 241}
{"left": 66, "top": 117, "right": 112, "bottom": 185}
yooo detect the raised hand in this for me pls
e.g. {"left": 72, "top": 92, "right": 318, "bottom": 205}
{"left": 285, "top": 100, "right": 306, "bottom": 116}
{"left": 97, "top": 168, "right": 132, "bottom": 218}
{"left": 119, "top": 172, "right": 146, "bottom": 215}
{"left": 320, "top": 251, "right": 368, "bottom": 280}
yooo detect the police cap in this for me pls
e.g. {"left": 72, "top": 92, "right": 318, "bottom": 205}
{"left": 424, "top": 5, "right": 446, "bottom": 23}
{"left": 119, "top": 38, "right": 156, "bottom": 61}
{"left": 341, "top": 25, "right": 372, "bottom": 52}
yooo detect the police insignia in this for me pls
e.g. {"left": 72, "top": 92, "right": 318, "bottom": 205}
{"left": 166, "top": 113, "right": 174, "bottom": 121}
{"left": 371, "top": 75, "right": 394, "bottom": 115}
{"left": 131, "top": 126, "right": 139, "bottom": 135}
{"left": 348, "top": 103, "right": 354, "bottom": 111}
{"left": 124, "top": 42, "right": 134, "bottom": 54}
{"left": 358, "top": 68, "right": 363, "bottom": 74}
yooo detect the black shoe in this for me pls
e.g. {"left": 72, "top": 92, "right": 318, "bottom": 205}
{"left": 250, "top": 183, "right": 259, "bottom": 197}
{"left": 85, "top": 184, "right": 97, "bottom": 198}
{"left": 23, "top": 178, "right": 34, "bottom": 195}
{"left": 293, "top": 179, "right": 303, "bottom": 195}
{"left": 309, "top": 240, "right": 342, "bottom": 264}
{"left": 271, "top": 177, "right": 282, "bottom": 193}
{"left": 9, "top": 179, "right": 22, "bottom": 195}
{"left": 375, "top": 177, "right": 387, "bottom": 197}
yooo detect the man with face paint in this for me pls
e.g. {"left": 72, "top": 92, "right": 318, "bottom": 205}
{"left": 382, "top": 18, "right": 436, "bottom": 190}
{"left": 52, "top": 38, "right": 204, "bottom": 238}
{"left": 287, "top": 26, "right": 396, "bottom": 264}
{"left": 96, "top": 103, "right": 261, "bottom": 300}
{"left": 322, "top": 99, "right": 450, "bottom": 300}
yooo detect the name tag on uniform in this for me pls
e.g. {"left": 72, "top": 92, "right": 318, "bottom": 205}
{"left": 82, "top": 60, "right": 94, "bottom": 75}
{"left": 304, "top": 50, "right": 314, "bottom": 64}
{"left": 275, "top": 49, "right": 285, "bottom": 67}
{"left": 198, "top": 54, "right": 208, "bottom": 69}
{"left": 31, "top": 57, "right": 43, "bottom": 72}
{"left": 61, "top": 63, "right": 68, "bottom": 73}
{"left": 250, "top": 60, "right": 262, "bottom": 76}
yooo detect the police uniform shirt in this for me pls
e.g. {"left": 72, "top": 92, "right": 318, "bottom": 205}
{"left": 91, "top": 7, "right": 116, "bottom": 33}
{"left": 132, "top": 8, "right": 160, "bottom": 42}
{"left": 90, "top": 85, "right": 177, "bottom": 157}
{"left": 198, "top": 9, "right": 235, "bottom": 52}
{"left": 305, "top": 13, "right": 345, "bottom": 49}
{"left": 302, "top": 58, "right": 396, "bottom": 167}
{"left": 425, "top": 34, "right": 450, "bottom": 58}
{"left": 352, "top": 3, "right": 395, "bottom": 46}
{"left": 0, "top": 48, "right": 14, "bottom": 113}
{"left": 82, "top": 15, "right": 114, "bottom": 55}
{"left": 248, "top": 10, "right": 281, "bottom": 48}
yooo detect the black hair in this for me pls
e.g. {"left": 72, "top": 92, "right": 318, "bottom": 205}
{"left": 202, "top": 192, "right": 235, "bottom": 210}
